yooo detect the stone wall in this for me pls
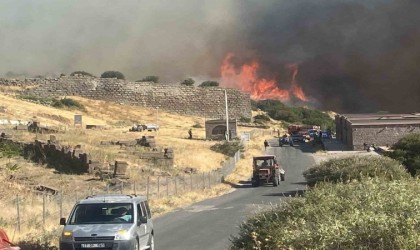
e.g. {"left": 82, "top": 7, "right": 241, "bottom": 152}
{"left": 352, "top": 124, "right": 420, "bottom": 150}
{"left": 1, "top": 76, "right": 252, "bottom": 119}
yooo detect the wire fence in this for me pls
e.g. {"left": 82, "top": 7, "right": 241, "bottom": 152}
{"left": 1, "top": 128, "right": 273, "bottom": 237}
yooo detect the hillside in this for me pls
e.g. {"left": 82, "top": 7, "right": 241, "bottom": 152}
{"left": 0, "top": 92, "right": 273, "bottom": 246}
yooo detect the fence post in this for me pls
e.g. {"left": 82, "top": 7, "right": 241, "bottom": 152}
{"left": 174, "top": 176, "right": 178, "bottom": 195}
{"left": 190, "top": 174, "right": 193, "bottom": 191}
{"left": 147, "top": 176, "right": 150, "bottom": 200}
{"left": 166, "top": 177, "right": 169, "bottom": 197}
{"left": 107, "top": 184, "right": 109, "bottom": 194}
{"left": 208, "top": 172, "right": 211, "bottom": 187}
{"left": 60, "top": 191, "right": 63, "bottom": 219}
{"left": 183, "top": 174, "right": 186, "bottom": 192}
{"left": 43, "top": 194, "right": 46, "bottom": 227}
{"left": 202, "top": 172, "right": 205, "bottom": 189}
{"left": 121, "top": 182, "right": 124, "bottom": 194}
{"left": 134, "top": 181, "right": 137, "bottom": 195}
{"left": 157, "top": 176, "right": 160, "bottom": 198}
{"left": 16, "top": 195, "right": 20, "bottom": 233}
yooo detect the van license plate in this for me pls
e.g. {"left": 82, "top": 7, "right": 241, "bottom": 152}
{"left": 81, "top": 243, "right": 105, "bottom": 248}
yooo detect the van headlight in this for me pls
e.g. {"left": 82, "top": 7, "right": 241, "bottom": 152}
{"left": 115, "top": 230, "right": 130, "bottom": 240}
{"left": 61, "top": 231, "right": 73, "bottom": 241}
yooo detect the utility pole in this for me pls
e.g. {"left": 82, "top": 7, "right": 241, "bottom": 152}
{"left": 224, "top": 90, "right": 230, "bottom": 142}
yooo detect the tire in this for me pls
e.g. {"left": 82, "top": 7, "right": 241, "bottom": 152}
{"left": 148, "top": 235, "right": 155, "bottom": 250}
{"left": 273, "top": 176, "right": 279, "bottom": 186}
{"left": 252, "top": 177, "right": 259, "bottom": 187}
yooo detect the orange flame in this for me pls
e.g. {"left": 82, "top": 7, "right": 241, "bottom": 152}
{"left": 220, "top": 53, "right": 307, "bottom": 102}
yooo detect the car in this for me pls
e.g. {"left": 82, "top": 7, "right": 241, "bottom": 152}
{"left": 0, "top": 229, "right": 20, "bottom": 250}
{"left": 59, "top": 194, "right": 154, "bottom": 250}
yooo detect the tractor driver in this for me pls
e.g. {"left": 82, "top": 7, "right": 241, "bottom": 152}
{"left": 261, "top": 160, "right": 269, "bottom": 168}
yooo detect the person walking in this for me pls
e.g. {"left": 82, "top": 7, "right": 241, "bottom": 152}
{"left": 264, "top": 139, "right": 269, "bottom": 150}
{"left": 188, "top": 129, "right": 192, "bottom": 139}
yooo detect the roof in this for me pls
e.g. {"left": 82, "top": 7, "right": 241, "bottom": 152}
{"left": 79, "top": 194, "right": 147, "bottom": 204}
{"left": 338, "top": 113, "right": 420, "bottom": 126}
{"left": 253, "top": 155, "right": 276, "bottom": 159}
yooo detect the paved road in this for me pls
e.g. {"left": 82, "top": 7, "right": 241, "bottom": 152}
{"left": 154, "top": 139, "right": 316, "bottom": 250}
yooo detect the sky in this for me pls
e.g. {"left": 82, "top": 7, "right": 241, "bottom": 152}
{"left": 1, "top": 0, "right": 419, "bottom": 113}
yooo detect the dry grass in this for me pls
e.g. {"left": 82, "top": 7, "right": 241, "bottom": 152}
{"left": 0, "top": 92, "right": 275, "bottom": 245}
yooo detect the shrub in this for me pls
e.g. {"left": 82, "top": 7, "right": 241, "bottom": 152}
{"left": 138, "top": 75, "right": 159, "bottom": 83}
{"left": 252, "top": 99, "right": 334, "bottom": 130}
{"left": 70, "top": 71, "right": 94, "bottom": 77}
{"left": 100, "top": 71, "right": 125, "bottom": 80}
{"left": 386, "top": 133, "right": 420, "bottom": 176}
{"left": 0, "top": 141, "right": 23, "bottom": 159}
{"left": 17, "top": 95, "right": 55, "bottom": 105}
{"left": 199, "top": 81, "right": 219, "bottom": 87}
{"left": 239, "top": 116, "right": 251, "bottom": 123}
{"left": 303, "top": 156, "right": 410, "bottom": 187}
{"left": 192, "top": 123, "right": 202, "bottom": 128}
{"left": 231, "top": 178, "right": 420, "bottom": 250}
{"left": 52, "top": 98, "right": 86, "bottom": 111}
{"left": 180, "top": 78, "right": 195, "bottom": 86}
{"left": 210, "top": 141, "right": 244, "bottom": 157}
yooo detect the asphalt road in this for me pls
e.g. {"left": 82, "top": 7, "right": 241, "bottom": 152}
{"left": 154, "top": 139, "right": 316, "bottom": 250}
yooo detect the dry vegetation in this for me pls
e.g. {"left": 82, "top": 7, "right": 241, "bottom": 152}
{"left": 0, "top": 92, "right": 276, "bottom": 245}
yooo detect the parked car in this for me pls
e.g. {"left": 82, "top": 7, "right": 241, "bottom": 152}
{"left": 60, "top": 194, "right": 154, "bottom": 250}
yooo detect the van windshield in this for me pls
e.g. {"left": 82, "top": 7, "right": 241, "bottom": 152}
{"left": 68, "top": 203, "right": 134, "bottom": 225}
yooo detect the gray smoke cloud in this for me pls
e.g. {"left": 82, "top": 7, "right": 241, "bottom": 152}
{"left": 1, "top": 0, "right": 419, "bottom": 113}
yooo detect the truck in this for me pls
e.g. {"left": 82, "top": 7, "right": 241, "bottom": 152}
{"left": 129, "top": 123, "right": 159, "bottom": 132}
{"left": 251, "top": 155, "right": 285, "bottom": 187}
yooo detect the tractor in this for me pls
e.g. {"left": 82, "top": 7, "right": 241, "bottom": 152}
{"left": 251, "top": 155, "right": 285, "bottom": 187}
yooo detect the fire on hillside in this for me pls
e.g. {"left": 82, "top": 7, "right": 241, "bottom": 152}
{"left": 220, "top": 53, "right": 308, "bottom": 102}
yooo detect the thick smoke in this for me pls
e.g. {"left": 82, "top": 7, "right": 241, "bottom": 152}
{"left": 0, "top": 0, "right": 239, "bottom": 80}
{"left": 1, "top": 0, "right": 419, "bottom": 113}
{"left": 230, "top": 0, "right": 420, "bottom": 113}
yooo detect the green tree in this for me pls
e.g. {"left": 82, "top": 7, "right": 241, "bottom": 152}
{"left": 70, "top": 71, "right": 94, "bottom": 77}
{"left": 137, "top": 75, "right": 159, "bottom": 83}
{"left": 180, "top": 78, "right": 195, "bottom": 86}
{"left": 386, "top": 133, "right": 420, "bottom": 176}
{"left": 100, "top": 71, "right": 125, "bottom": 80}
{"left": 199, "top": 81, "right": 219, "bottom": 87}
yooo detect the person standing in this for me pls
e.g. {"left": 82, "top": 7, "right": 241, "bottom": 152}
{"left": 188, "top": 129, "right": 192, "bottom": 139}
{"left": 264, "top": 139, "right": 269, "bottom": 150}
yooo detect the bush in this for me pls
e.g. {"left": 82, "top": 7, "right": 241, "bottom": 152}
{"left": 192, "top": 123, "right": 202, "bottom": 128}
{"left": 70, "top": 71, "right": 94, "bottom": 77}
{"left": 100, "top": 71, "right": 125, "bottom": 80}
{"left": 239, "top": 116, "right": 251, "bottom": 123}
{"left": 210, "top": 141, "right": 244, "bottom": 157}
{"left": 138, "top": 75, "right": 159, "bottom": 83}
{"left": 231, "top": 178, "right": 420, "bottom": 250}
{"left": 52, "top": 98, "right": 86, "bottom": 111}
{"left": 17, "top": 95, "right": 55, "bottom": 105}
{"left": 0, "top": 141, "right": 23, "bottom": 159}
{"left": 386, "top": 133, "right": 420, "bottom": 176}
{"left": 180, "top": 78, "right": 195, "bottom": 86}
{"left": 252, "top": 99, "right": 334, "bottom": 130}
{"left": 303, "top": 156, "right": 410, "bottom": 187}
{"left": 199, "top": 81, "right": 219, "bottom": 87}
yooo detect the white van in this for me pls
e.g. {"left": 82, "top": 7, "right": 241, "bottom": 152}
{"left": 59, "top": 194, "right": 154, "bottom": 250}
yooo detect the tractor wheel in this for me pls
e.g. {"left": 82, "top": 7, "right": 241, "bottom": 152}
{"left": 251, "top": 178, "right": 259, "bottom": 187}
{"left": 273, "top": 176, "right": 279, "bottom": 186}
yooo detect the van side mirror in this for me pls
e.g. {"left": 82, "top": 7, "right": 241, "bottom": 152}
{"left": 138, "top": 216, "right": 147, "bottom": 224}
{"left": 60, "top": 218, "right": 66, "bottom": 225}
